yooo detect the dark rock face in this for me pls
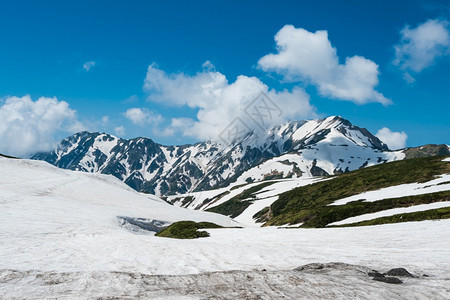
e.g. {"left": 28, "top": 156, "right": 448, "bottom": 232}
{"left": 310, "top": 159, "right": 329, "bottom": 176}
{"left": 403, "top": 144, "right": 450, "bottom": 159}
{"left": 372, "top": 276, "right": 403, "bottom": 284}
{"left": 295, "top": 263, "right": 326, "bottom": 271}
{"left": 31, "top": 116, "right": 396, "bottom": 196}
{"left": 368, "top": 268, "right": 415, "bottom": 284}
{"left": 368, "top": 271, "right": 384, "bottom": 278}
{"left": 386, "top": 268, "right": 414, "bottom": 277}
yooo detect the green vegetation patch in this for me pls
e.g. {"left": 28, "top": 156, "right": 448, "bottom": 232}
{"left": 206, "top": 182, "right": 276, "bottom": 218}
{"left": 304, "top": 191, "right": 450, "bottom": 228}
{"left": 155, "top": 221, "right": 222, "bottom": 239}
{"left": 262, "top": 156, "right": 450, "bottom": 227}
{"left": 197, "top": 191, "right": 230, "bottom": 209}
{"left": 253, "top": 206, "right": 270, "bottom": 223}
{"left": 206, "top": 198, "right": 252, "bottom": 218}
{"left": 335, "top": 206, "right": 450, "bottom": 227}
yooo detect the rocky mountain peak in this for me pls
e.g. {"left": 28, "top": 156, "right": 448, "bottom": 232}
{"left": 32, "top": 116, "right": 399, "bottom": 196}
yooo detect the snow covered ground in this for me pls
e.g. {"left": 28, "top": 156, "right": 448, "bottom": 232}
{"left": 1, "top": 157, "right": 450, "bottom": 298}
{"left": 329, "top": 201, "right": 450, "bottom": 226}
{"left": 2, "top": 221, "right": 450, "bottom": 298}
{"left": 2, "top": 262, "right": 450, "bottom": 299}
{"left": 0, "top": 158, "right": 238, "bottom": 227}
{"left": 330, "top": 174, "right": 450, "bottom": 206}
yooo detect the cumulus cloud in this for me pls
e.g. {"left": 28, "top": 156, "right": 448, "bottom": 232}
{"left": 394, "top": 19, "right": 450, "bottom": 74}
{"left": 143, "top": 63, "right": 316, "bottom": 141}
{"left": 83, "top": 61, "right": 96, "bottom": 71}
{"left": 124, "top": 107, "right": 163, "bottom": 126}
{"left": 114, "top": 126, "right": 125, "bottom": 136}
{"left": 375, "top": 127, "right": 408, "bottom": 150}
{"left": 258, "top": 25, "right": 390, "bottom": 105}
{"left": 0, "top": 95, "right": 84, "bottom": 157}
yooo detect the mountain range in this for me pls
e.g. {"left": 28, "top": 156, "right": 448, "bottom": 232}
{"left": 32, "top": 116, "right": 449, "bottom": 197}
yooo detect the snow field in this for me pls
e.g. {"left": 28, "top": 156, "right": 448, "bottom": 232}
{"left": 1, "top": 157, "right": 450, "bottom": 298}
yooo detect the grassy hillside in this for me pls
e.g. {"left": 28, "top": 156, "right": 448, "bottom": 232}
{"left": 259, "top": 155, "right": 450, "bottom": 227}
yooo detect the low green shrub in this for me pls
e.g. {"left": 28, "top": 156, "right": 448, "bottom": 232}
{"left": 155, "top": 221, "right": 222, "bottom": 239}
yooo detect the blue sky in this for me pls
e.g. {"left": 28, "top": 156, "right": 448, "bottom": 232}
{"left": 0, "top": 0, "right": 449, "bottom": 156}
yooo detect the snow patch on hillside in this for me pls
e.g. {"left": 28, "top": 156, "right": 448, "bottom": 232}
{"left": 233, "top": 196, "right": 277, "bottom": 226}
{"left": 329, "top": 202, "right": 450, "bottom": 226}
{"left": 233, "top": 178, "right": 325, "bottom": 226}
{"left": 330, "top": 174, "right": 450, "bottom": 206}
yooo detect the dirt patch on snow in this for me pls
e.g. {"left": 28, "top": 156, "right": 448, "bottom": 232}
{"left": 1, "top": 263, "right": 448, "bottom": 299}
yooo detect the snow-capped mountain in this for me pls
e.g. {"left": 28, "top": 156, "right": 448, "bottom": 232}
{"left": 32, "top": 116, "right": 404, "bottom": 196}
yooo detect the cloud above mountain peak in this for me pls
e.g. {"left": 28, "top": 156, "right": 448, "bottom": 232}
{"left": 258, "top": 25, "right": 391, "bottom": 105}
{"left": 143, "top": 63, "right": 316, "bottom": 141}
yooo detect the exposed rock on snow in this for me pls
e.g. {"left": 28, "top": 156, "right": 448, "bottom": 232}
{"left": 386, "top": 268, "right": 415, "bottom": 278}
{"left": 1, "top": 263, "right": 447, "bottom": 299}
{"left": 117, "top": 217, "right": 170, "bottom": 233}
{"left": 371, "top": 274, "right": 403, "bottom": 284}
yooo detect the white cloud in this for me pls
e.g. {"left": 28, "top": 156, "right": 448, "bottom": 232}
{"left": 114, "top": 126, "right": 125, "bottom": 136}
{"left": 202, "top": 60, "right": 215, "bottom": 71}
{"left": 83, "top": 61, "right": 96, "bottom": 72}
{"left": 101, "top": 115, "right": 109, "bottom": 125}
{"left": 394, "top": 19, "right": 450, "bottom": 73}
{"left": 0, "top": 95, "right": 84, "bottom": 157}
{"left": 122, "top": 95, "right": 139, "bottom": 104}
{"left": 403, "top": 72, "right": 416, "bottom": 84}
{"left": 143, "top": 63, "right": 316, "bottom": 141}
{"left": 258, "top": 25, "right": 390, "bottom": 105}
{"left": 375, "top": 127, "right": 408, "bottom": 150}
{"left": 124, "top": 107, "right": 163, "bottom": 126}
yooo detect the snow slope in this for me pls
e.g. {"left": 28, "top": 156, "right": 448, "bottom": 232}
{"left": 0, "top": 157, "right": 239, "bottom": 233}
{"left": 330, "top": 174, "right": 450, "bottom": 206}
{"left": 1, "top": 157, "right": 450, "bottom": 298}
{"left": 328, "top": 201, "right": 450, "bottom": 226}
{"left": 2, "top": 220, "right": 450, "bottom": 298}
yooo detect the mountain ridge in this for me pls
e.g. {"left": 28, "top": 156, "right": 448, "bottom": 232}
{"left": 32, "top": 116, "right": 408, "bottom": 196}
